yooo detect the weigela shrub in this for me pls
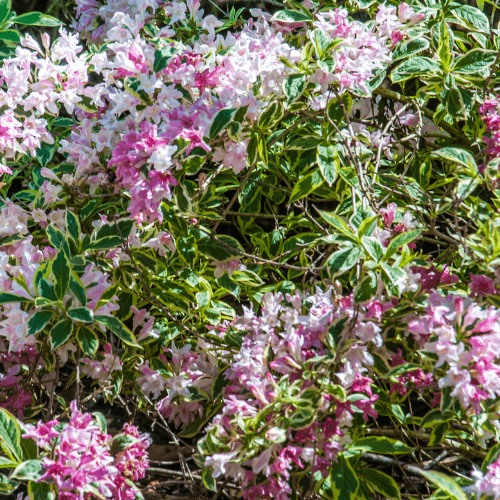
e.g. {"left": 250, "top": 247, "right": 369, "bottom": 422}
{"left": 0, "top": 0, "right": 499, "bottom": 498}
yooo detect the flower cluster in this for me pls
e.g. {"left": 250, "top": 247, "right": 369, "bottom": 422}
{"left": 24, "top": 400, "right": 150, "bottom": 500}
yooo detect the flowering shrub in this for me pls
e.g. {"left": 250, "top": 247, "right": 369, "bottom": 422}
{"left": 0, "top": 0, "right": 500, "bottom": 498}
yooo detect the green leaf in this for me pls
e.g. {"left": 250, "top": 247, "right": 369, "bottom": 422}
{"left": 317, "top": 144, "right": 339, "bottom": 187}
{"left": 86, "top": 235, "right": 122, "bottom": 251}
{"left": 50, "top": 319, "right": 74, "bottom": 349}
{"left": 328, "top": 455, "right": 359, "bottom": 500}
{"left": 363, "top": 469, "right": 401, "bottom": 500}
{"left": 482, "top": 442, "right": 500, "bottom": 473}
{"left": 67, "top": 307, "right": 93, "bottom": 323}
{"left": 0, "top": 408, "right": 21, "bottom": 463}
{"left": 52, "top": 249, "right": 71, "bottom": 301}
{"left": 10, "top": 460, "right": 43, "bottom": 481}
{"left": 36, "top": 142, "right": 55, "bottom": 167}
{"left": 361, "top": 236, "right": 385, "bottom": 262}
{"left": 327, "top": 247, "right": 361, "bottom": 278}
{"left": 391, "top": 57, "right": 441, "bottom": 83}
{"left": 12, "top": 12, "right": 61, "bottom": 26}
{"left": 94, "top": 315, "right": 141, "bottom": 348}
{"left": 385, "top": 363, "right": 421, "bottom": 378}
{"left": 77, "top": 326, "right": 99, "bottom": 357}
{"left": 0, "top": 474, "right": 18, "bottom": 495}
{"left": 287, "top": 135, "right": 322, "bottom": 150}
{"left": 450, "top": 5, "right": 489, "bottom": 33}
{"left": 209, "top": 108, "right": 237, "bottom": 140}
{"left": 0, "top": 0, "right": 11, "bottom": 25}
{"left": 283, "top": 74, "right": 306, "bottom": 104}
{"left": 392, "top": 38, "right": 430, "bottom": 62}
{"left": 153, "top": 46, "right": 176, "bottom": 73}
{"left": 0, "top": 29, "right": 19, "bottom": 43}
{"left": 69, "top": 275, "right": 87, "bottom": 306}
{"left": 270, "top": 9, "right": 311, "bottom": 22}
{"left": 428, "top": 421, "right": 449, "bottom": 446}
{"left": 202, "top": 468, "right": 216, "bottom": 492}
{"left": 415, "top": 470, "right": 467, "bottom": 500}
{"left": 453, "top": 49, "right": 497, "bottom": 74}
{"left": 350, "top": 436, "right": 413, "bottom": 455}
{"left": 420, "top": 409, "right": 454, "bottom": 429}
{"left": 66, "top": 210, "right": 81, "bottom": 243}
{"left": 380, "top": 263, "right": 407, "bottom": 296}
{"left": 177, "top": 235, "right": 198, "bottom": 268}
{"left": 27, "top": 310, "right": 53, "bottom": 336}
{"left": 353, "top": 272, "right": 377, "bottom": 303}
{"left": 437, "top": 21, "right": 452, "bottom": 71}
{"left": 258, "top": 101, "right": 284, "bottom": 129}
{"left": 318, "top": 211, "right": 359, "bottom": 242}
{"left": 289, "top": 171, "right": 323, "bottom": 204}
{"left": 431, "top": 146, "right": 477, "bottom": 172}
{"left": 211, "top": 368, "right": 230, "bottom": 400}
{"left": 46, "top": 225, "right": 70, "bottom": 257}
{"left": 384, "top": 230, "right": 421, "bottom": 260}
{"left": 0, "top": 292, "right": 32, "bottom": 304}
{"left": 27, "top": 481, "right": 56, "bottom": 500}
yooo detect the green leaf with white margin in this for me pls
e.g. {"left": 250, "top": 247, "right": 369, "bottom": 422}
{"left": 350, "top": 436, "right": 414, "bottom": 455}
{"left": 10, "top": 459, "right": 43, "bottom": 481}
{"left": 391, "top": 57, "right": 441, "bottom": 83}
{"left": 69, "top": 273, "right": 87, "bottom": 307}
{"left": 415, "top": 470, "right": 466, "bottom": 500}
{"left": 52, "top": 248, "right": 71, "bottom": 301}
{"left": 0, "top": 0, "right": 11, "bottom": 25}
{"left": 450, "top": 5, "right": 489, "bottom": 34}
{"left": 12, "top": 12, "right": 61, "bottom": 26}
{"left": 0, "top": 29, "right": 19, "bottom": 43}
{"left": 317, "top": 210, "right": 359, "bottom": 243}
{"left": 361, "top": 236, "right": 385, "bottom": 262}
{"left": 283, "top": 74, "right": 306, "bottom": 104}
{"left": 353, "top": 272, "right": 378, "bottom": 303}
{"left": 27, "top": 310, "right": 53, "bottom": 336}
{"left": 94, "top": 315, "right": 141, "bottom": 348}
{"left": 270, "top": 9, "right": 311, "bottom": 22}
{"left": 431, "top": 146, "right": 477, "bottom": 173}
{"left": 327, "top": 247, "right": 361, "bottom": 278}
{"left": 289, "top": 170, "right": 323, "bottom": 204}
{"left": 0, "top": 456, "right": 17, "bottom": 468}
{"left": 77, "top": 326, "right": 98, "bottom": 357}
{"left": 209, "top": 107, "right": 237, "bottom": 140}
{"left": 0, "top": 292, "right": 32, "bottom": 304}
{"left": 392, "top": 38, "right": 429, "bottom": 62}
{"left": 384, "top": 229, "right": 421, "bottom": 260}
{"left": 317, "top": 143, "right": 339, "bottom": 187}
{"left": 453, "top": 49, "right": 497, "bottom": 74}
{"left": 0, "top": 408, "right": 22, "bottom": 463}
{"left": 0, "top": 474, "right": 18, "bottom": 495}
{"left": 202, "top": 468, "right": 216, "bottom": 492}
{"left": 327, "top": 455, "right": 359, "bottom": 500}
{"left": 28, "top": 480, "right": 56, "bottom": 500}
{"left": 380, "top": 263, "right": 407, "bottom": 296}
{"left": 50, "top": 319, "right": 74, "bottom": 349}
{"left": 363, "top": 469, "right": 401, "bottom": 500}
{"left": 67, "top": 307, "right": 93, "bottom": 323}
{"left": 482, "top": 442, "right": 500, "bottom": 473}
{"left": 66, "top": 210, "right": 81, "bottom": 244}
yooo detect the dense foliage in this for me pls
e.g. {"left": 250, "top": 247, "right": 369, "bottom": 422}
{"left": 0, "top": 0, "right": 500, "bottom": 498}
